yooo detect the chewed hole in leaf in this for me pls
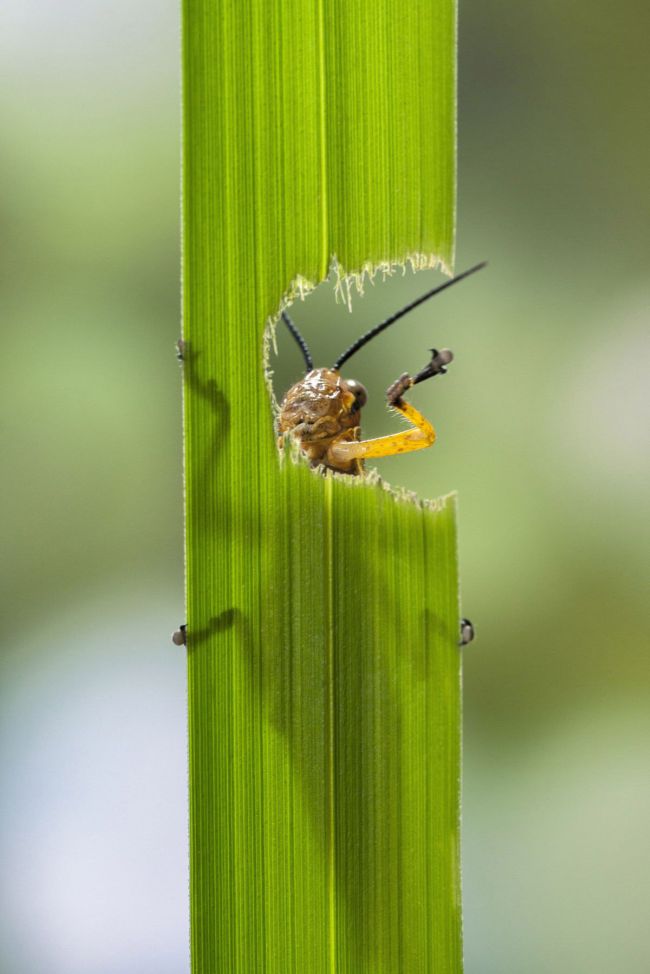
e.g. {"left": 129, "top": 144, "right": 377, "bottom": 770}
{"left": 268, "top": 261, "right": 484, "bottom": 488}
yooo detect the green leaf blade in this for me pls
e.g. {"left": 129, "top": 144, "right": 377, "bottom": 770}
{"left": 183, "top": 0, "right": 460, "bottom": 970}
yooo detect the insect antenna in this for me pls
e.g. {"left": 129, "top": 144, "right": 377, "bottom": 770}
{"left": 332, "top": 261, "right": 487, "bottom": 371}
{"left": 282, "top": 310, "right": 314, "bottom": 371}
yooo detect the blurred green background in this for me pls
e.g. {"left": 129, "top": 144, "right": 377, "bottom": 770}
{"left": 1, "top": 1, "right": 648, "bottom": 972}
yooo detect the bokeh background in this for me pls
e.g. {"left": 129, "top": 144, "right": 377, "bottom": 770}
{"left": 2, "top": 1, "right": 648, "bottom": 971}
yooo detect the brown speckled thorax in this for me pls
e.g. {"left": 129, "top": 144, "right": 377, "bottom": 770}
{"left": 278, "top": 368, "right": 364, "bottom": 474}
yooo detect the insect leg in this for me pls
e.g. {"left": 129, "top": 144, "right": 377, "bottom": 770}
{"left": 172, "top": 624, "right": 187, "bottom": 646}
{"left": 328, "top": 350, "right": 451, "bottom": 464}
{"left": 328, "top": 401, "right": 435, "bottom": 463}
{"left": 459, "top": 618, "right": 475, "bottom": 645}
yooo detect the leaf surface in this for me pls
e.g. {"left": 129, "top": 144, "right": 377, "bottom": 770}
{"left": 183, "top": 2, "right": 460, "bottom": 970}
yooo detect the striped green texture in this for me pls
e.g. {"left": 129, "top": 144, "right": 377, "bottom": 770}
{"left": 182, "top": 1, "right": 460, "bottom": 972}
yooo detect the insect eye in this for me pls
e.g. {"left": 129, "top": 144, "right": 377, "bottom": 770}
{"left": 345, "top": 379, "right": 368, "bottom": 410}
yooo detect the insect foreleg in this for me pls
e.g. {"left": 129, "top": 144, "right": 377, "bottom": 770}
{"left": 328, "top": 397, "right": 436, "bottom": 463}
{"left": 327, "top": 349, "right": 452, "bottom": 465}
